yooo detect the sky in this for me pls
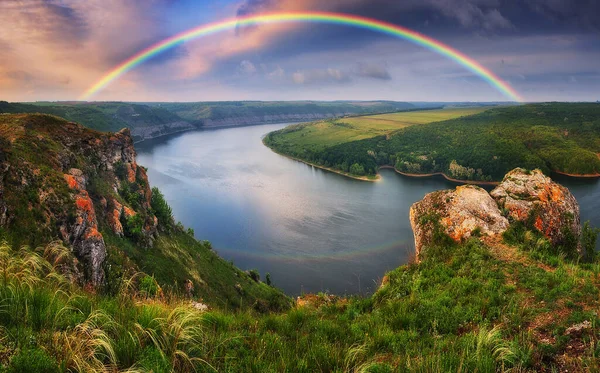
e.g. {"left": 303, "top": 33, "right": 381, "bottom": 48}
{"left": 0, "top": 0, "right": 599, "bottom": 102}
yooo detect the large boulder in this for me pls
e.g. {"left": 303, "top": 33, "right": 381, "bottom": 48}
{"left": 490, "top": 168, "right": 581, "bottom": 250}
{"left": 410, "top": 185, "right": 509, "bottom": 260}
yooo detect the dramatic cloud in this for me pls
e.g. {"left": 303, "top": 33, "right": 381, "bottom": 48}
{"left": 0, "top": 0, "right": 597, "bottom": 101}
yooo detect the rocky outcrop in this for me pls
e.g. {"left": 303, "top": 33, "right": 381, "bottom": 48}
{"left": 130, "top": 121, "right": 196, "bottom": 143}
{"left": 0, "top": 114, "right": 160, "bottom": 286}
{"left": 410, "top": 168, "right": 583, "bottom": 260}
{"left": 62, "top": 168, "right": 106, "bottom": 286}
{"left": 491, "top": 168, "right": 581, "bottom": 250}
{"left": 410, "top": 185, "right": 509, "bottom": 260}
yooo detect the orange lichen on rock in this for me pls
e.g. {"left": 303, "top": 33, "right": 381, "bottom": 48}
{"left": 410, "top": 185, "right": 509, "bottom": 261}
{"left": 491, "top": 168, "right": 581, "bottom": 251}
{"left": 534, "top": 216, "right": 544, "bottom": 232}
{"left": 123, "top": 206, "right": 136, "bottom": 218}
{"left": 125, "top": 163, "right": 136, "bottom": 183}
{"left": 64, "top": 174, "right": 78, "bottom": 189}
{"left": 84, "top": 227, "right": 103, "bottom": 240}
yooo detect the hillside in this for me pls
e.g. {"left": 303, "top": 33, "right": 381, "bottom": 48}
{"left": 1, "top": 164, "right": 599, "bottom": 372}
{"left": 0, "top": 113, "right": 289, "bottom": 310}
{"left": 265, "top": 103, "right": 600, "bottom": 182}
{"left": 0, "top": 101, "right": 419, "bottom": 142}
{"left": 0, "top": 101, "right": 195, "bottom": 142}
{"left": 149, "top": 101, "right": 417, "bottom": 127}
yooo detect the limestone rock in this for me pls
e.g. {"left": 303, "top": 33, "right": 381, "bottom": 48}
{"left": 410, "top": 185, "right": 509, "bottom": 260}
{"left": 491, "top": 168, "right": 580, "bottom": 250}
{"left": 63, "top": 168, "right": 106, "bottom": 286}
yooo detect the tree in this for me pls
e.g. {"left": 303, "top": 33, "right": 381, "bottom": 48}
{"left": 349, "top": 163, "right": 365, "bottom": 176}
{"left": 151, "top": 187, "right": 173, "bottom": 231}
{"left": 265, "top": 273, "right": 272, "bottom": 286}
{"left": 582, "top": 221, "right": 600, "bottom": 261}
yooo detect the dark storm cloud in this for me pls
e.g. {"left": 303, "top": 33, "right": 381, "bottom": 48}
{"left": 235, "top": 0, "right": 600, "bottom": 34}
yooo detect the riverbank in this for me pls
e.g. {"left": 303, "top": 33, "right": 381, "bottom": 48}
{"left": 263, "top": 140, "right": 380, "bottom": 182}
{"left": 553, "top": 170, "right": 600, "bottom": 178}
{"left": 264, "top": 139, "right": 600, "bottom": 186}
{"left": 262, "top": 150, "right": 500, "bottom": 186}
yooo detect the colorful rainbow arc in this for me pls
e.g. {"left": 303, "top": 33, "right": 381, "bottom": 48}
{"left": 79, "top": 12, "right": 524, "bottom": 102}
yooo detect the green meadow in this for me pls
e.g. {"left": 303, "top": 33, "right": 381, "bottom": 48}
{"left": 268, "top": 107, "right": 490, "bottom": 153}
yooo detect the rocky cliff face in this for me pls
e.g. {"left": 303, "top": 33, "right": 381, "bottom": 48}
{"left": 490, "top": 168, "right": 581, "bottom": 251}
{"left": 410, "top": 169, "right": 581, "bottom": 260}
{"left": 410, "top": 185, "right": 509, "bottom": 260}
{"left": 0, "top": 114, "right": 159, "bottom": 286}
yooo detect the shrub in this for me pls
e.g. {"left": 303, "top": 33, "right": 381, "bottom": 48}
{"left": 151, "top": 187, "right": 173, "bottom": 231}
{"left": 248, "top": 269, "right": 260, "bottom": 282}
{"left": 140, "top": 275, "right": 160, "bottom": 297}
{"left": 7, "top": 348, "right": 60, "bottom": 373}
{"left": 582, "top": 221, "right": 600, "bottom": 262}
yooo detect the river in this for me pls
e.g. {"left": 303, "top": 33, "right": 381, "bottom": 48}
{"left": 136, "top": 123, "right": 600, "bottom": 295}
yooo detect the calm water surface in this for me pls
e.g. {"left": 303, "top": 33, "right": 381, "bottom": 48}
{"left": 137, "top": 123, "right": 600, "bottom": 295}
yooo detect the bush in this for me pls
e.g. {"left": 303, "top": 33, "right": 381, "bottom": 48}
{"left": 582, "top": 221, "right": 600, "bottom": 262}
{"left": 151, "top": 187, "right": 173, "bottom": 231}
{"left": 7, "top": 348, "right": 60, "bottom": 373}
{"left": 122, "top": 214, "right": 145, "bottom": 243}
{"left": 139, "top": 275, "right": 160, "bottom": 297}
{"left": 248, "top": 269, "right": 260, "bottom": 282}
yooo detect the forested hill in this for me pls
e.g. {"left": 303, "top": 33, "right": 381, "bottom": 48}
{"left": 148, "top": 100, "right": 417, "bottom": 127}
{"left": 0, "top": 100, "right": 418, "bottom": 142}
{"left": 265, "top": 103, "right": 600, "bottom": 182}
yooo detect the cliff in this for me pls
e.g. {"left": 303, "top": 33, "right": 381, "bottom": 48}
{"left": 410, "top": 168, "right": 583, "bottom": 261}
{"left": 0, "top": 113, "right": 288, "bottom": 310}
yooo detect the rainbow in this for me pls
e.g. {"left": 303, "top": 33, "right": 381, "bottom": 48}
{"left": 80, "top": 12, "right": 523, "bottom": 101}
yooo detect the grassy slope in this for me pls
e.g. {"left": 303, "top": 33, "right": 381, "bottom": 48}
{"left": 2, "top": 219, "right": 600, "bottom": 372}
{"left": 268, "top": 107, "right": 488, "bottom": 153}
{"left": 265, "top": 103, "right": 600, "bottom": 181}
{"left": 0, "top": 101, "right": 190, "bottom": 137}
{"left": 0, "top": 114, "right": 289, "bottom": 313}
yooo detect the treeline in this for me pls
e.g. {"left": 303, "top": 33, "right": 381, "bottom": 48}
{"left": 266, "top": 103, "right": 600, "bottom": 181}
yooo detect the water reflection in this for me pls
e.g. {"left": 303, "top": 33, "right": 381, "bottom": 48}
{"left": 137, "top": 124, "right": 600, "bottom": 295}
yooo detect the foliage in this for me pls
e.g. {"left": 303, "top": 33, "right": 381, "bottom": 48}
{"left": 139, "top": 275, "right": 160, "bottom": 297}
{"left": 582, "top": 221, "right": 600, "bottom": 262}
{"left": 266, "top": 103, "right": 600, "bottom": 180}
{"left": 151, "top": 187, "right": 174, "bottom": 231}
{"left": 6, "top": 348, "right": 60, "bottom": 373}
{"left": 248, "top": 269, "right": 260, "bottom": 283}
{"left": 2, "top": 215, "right": 600, "bottom": 373}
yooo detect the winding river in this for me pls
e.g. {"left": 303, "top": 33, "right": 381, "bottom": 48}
{"left": 136, "top": 123, "right": 600, "bottom": 295}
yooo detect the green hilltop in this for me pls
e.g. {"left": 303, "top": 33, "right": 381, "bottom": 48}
{"left": 265, "top": 103, "right": 600, "bottom": 182}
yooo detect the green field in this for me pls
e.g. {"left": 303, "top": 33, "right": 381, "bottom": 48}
{"left": 266, "top": 107, "right": 489, "bottom": 153}
{"left": 265, "top": 103, "right": 600, "bottom": 181}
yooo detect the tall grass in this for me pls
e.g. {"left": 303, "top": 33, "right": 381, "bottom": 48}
{"left": 0, "top": 236, "right": 598, "bottom": 372}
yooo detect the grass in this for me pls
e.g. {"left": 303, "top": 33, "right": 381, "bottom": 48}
{"left": 268, "top": 107, "right": 489, "bottom": 153}
{"left": 2, "top": 219, "right": 600, "bottom": 372}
